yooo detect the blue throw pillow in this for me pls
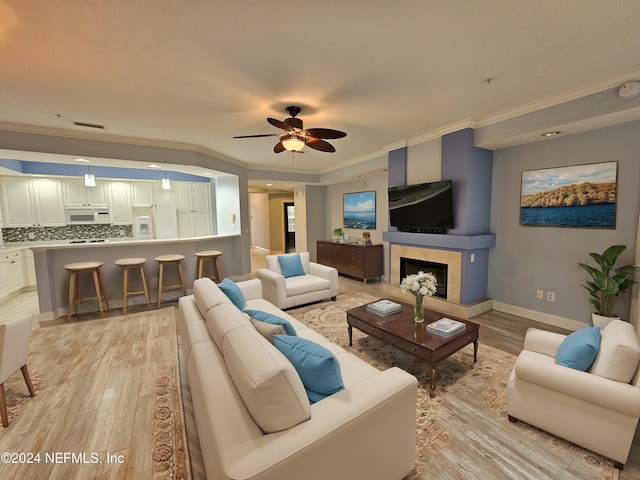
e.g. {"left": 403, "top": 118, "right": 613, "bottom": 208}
{"left": 218, "top": 278, "right": 245, "bottom": 309}
{"left": 556, "top": 327, "right": 601, "bottom": 371}
{"left": 244, "top": 309, "right": 297, "bottom": 336}
{"left": 273, "top": 335, "right": 344, "bottom": 402}
{"left": 278, "top": 254, "right": 306, "bottom": 278}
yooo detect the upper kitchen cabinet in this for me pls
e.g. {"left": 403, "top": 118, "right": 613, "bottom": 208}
{"left": 108, "top": 181, "right": 133, "bottom": 224}
{"left": 130, "top": 181, "right": 174, "bottom": 207}
{"left": 1, "top": 177, "right": 65, "bottom": 227}
{"left": 175, "top": 182, "right": 211, "bottom": 237}
{"left": 62, "top": 178, "right": 109, "bottom": 207}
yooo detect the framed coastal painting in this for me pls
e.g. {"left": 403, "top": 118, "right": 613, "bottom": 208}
{"left": 520, "top": 161, "right": 617, "bottom": 228}
{"left": 343, "top": 191, "right": 376, "bottom": 229}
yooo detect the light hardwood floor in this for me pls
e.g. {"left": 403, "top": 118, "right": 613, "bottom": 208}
{"left": 1, "top": 248, "right": 639, "bottom": 478}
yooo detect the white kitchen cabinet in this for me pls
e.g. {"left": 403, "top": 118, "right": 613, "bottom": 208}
{"left": 153, "top": 183, "right": 174, "bottom": 205}
{"left": 22, "top": 248, "right": 36, "bottom": 288}
{"left": 175, "top": 182, "right": 211, "bottom": 237}
{"left": 130, "top": 181, "right": 154, "bottom": 207}
{"left": 0, "top": 250, "right": 25, "bottom": 299}
{"left": 62, "top": 178, "right": 109, "bottom": 207}
{"left": 108, "top": 181, "right": 133, "bottom": 224}
{"left": 1, "top": 177, "right": 65, "bottom": 227}
{"left": 131, "top": 181, "right": 174, "bottom": 207}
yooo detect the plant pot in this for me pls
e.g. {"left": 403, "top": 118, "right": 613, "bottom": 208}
{"left": 591, "top": 313, "right": 620, "bottom": 329}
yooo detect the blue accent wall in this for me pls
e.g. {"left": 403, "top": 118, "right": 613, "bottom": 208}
{"left": 0, "top": 159, "right": 211, "bottom": 182}
{"left": 384, "top": 129, "right": 495, "bottom": 304}
{"left": 387, "top": 147, "right": 407, "bottom": 188}
{"left": 441, "top": 128, "right": 493, "bottom": 235}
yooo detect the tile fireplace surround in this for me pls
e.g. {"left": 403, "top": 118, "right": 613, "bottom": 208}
{"left": 390, "top": 244, "right": 492, "bottom": 319}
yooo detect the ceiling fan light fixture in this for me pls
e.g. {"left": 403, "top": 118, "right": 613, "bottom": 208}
{"left": 281, "top": 134, "right": 306, "bottom": 152}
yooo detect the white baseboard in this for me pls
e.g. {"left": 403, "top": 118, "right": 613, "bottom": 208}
{"left": 492, "top": 301, "right": 587, "bottom": 331}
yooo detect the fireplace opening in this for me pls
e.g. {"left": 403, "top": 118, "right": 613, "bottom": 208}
{"left": 400, "top": 257, "right": 448, "bottom": 299}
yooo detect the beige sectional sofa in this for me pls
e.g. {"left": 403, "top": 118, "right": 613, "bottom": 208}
{"left": 178, "top": 277, "right": 418, "bottom": 480}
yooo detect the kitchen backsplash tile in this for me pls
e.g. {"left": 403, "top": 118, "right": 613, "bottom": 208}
{"left": 2, "top": 225, "right": 133, "bottom": 243}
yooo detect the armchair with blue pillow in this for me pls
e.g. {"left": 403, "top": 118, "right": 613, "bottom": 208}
{"left": 506, "top": 320, "right": 640, "bottom": 469}
{"left": 256, "top": 252, "right": 338, "bottom": 309}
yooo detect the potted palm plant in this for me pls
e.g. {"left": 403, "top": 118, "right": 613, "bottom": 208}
{"left": 578, "top": 244, "right": 638, "bottom": 328}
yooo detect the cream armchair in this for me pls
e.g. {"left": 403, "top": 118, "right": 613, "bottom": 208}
{"left": 0, "top": 314, "right": 36, "bottom": 427}
{"left": 256, "top": 252, "right": 338, "bottom": 309}
{"left": 507, "top": 320, "right": 640, "bottom": 469}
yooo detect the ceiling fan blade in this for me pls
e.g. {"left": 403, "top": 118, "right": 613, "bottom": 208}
{"left": 267, "top": 118, "right": 294, "bottom": 131}
{"left": 305, "top": 128, "right": 347, "bottom": 139}
{"left": 306, "top": 138, "right": 336, "bottom": 153}
{"left": 233, "top": 134, "right": 277, "bottom": 138}
{"left": 274, "top": 142, "right": 286, "bottom": 153}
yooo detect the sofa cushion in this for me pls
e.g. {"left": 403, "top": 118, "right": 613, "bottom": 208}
{"left": 285, "top": 275, "right": 332, "bottom": 297}
{"left": 223, "top": 326, "right": 311, "bottom": 433}
{"left": 219, "top": 278, "right": 245, "bottom": 309}
{"left": 250, "top": 318, "right": 286, "bottom": 344}
{"left": 273, "top": 335, "right": 345, "bottom": 402}
{"left": 193, "top": 278, "right": 230, "bottom": 317}
{"left": 206, "top": 303, "right": 251, "bottom": 350}
{"left": 590, "top": 320, "right": 640, "bottom": 383}
{"left": 555, "top": 327, "right": 600, "bottom": 371}
{"left": 278, "top": 253, "right": 306, "bottom": 278}
{"left": 244, "top": 309, "right": 297, "bottom": 336}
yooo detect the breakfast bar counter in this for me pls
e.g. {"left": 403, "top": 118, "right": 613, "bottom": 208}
{"left": 25, "top": 234, "right": 245, "bottom": 321}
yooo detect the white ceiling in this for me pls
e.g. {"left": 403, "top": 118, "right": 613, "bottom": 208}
{"left": 1, "top": 1, "right": 639, "bottom": 181}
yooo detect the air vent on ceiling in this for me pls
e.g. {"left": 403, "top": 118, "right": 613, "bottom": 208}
{"left": 72, "top": 121, "right": 106, "bottom": 129}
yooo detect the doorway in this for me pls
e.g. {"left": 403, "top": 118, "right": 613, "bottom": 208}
{"left": 284, "top": 202, "right": 295, "bottom": 252}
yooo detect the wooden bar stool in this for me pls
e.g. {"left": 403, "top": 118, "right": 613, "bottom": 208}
{"left": 155, "top": 254, "right": 187, "bottom": 308}
{"left": 64, "top": 261, "right": 110, "bottom": 321}
{"left": 115, "top": 257, "right": 151, "bottom": 315}
{"left": 195, "top": 250, "right": 223, "bottom": 282}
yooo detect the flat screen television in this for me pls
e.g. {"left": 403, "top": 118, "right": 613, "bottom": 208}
{"left": 388, "top": 180, "right": 454, "bottom": 233}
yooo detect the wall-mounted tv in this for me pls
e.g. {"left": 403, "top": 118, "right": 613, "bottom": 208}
{"left": 388, "top": 180, "right": 454, "bottom": 234}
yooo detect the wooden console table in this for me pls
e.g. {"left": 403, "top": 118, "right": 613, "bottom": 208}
{"left": 317, "top": 240, "right": 383, "bottom": 283}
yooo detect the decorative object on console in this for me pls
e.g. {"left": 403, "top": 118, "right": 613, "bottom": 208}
{"left": 332, "top": 227, "right": 344, "bottom": 243}
{"left": 362, "top": 231, "right": 371, "bottom": 244}
{"left": 578, "top": 244, "right": 638, "bottom": 327}
{"left": 343, "top": 191, "right": 376, "bottom": 229}
{"left": 520, "top": 162, "right": 617, "bottom": 228}
{"left": 400, "top": 271, "right": 437, "bottom": 323}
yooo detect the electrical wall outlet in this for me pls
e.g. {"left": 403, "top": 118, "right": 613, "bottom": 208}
{"left": 536, "top": 289, "right": 544, "bottom": 299}
{"left": 28, "top": 232, "right": 35, "bottom": 239}
{"left": 547, "top": 291, "right": 556, "bottom": 302}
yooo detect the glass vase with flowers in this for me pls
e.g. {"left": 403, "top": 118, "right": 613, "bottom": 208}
{"left": 400, "top": 271, "right": 437, "bottom": 323}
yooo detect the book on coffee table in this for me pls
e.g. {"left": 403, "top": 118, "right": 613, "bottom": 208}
{"left": 427, "top": 317, "right": 466, "bottom": 336}
{"left": 367, "top": 299, "right": 402, "bottom": 316}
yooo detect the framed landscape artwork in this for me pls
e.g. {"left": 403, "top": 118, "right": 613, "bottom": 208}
{"left": 520, "top": 161, "right": 617, "bottom": 228}
{"left": 343, "top": 191, "right": 376, "bottom": 229}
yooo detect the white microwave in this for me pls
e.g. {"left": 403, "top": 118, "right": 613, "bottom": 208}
{"left": 65, "top": 208, "right": 111, "bottom": 225}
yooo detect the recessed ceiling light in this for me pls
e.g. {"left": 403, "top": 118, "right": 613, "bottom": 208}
{"left": 74, "top": 158, "right": 90, "bottom": 163}
{"left": 148, "top": 164, "right": 162, "bottom": 169}
{"left": 266, "top": 183, "right": 273, "bottom": 187}
{"left": 541, "top": 131, "right": 561, "bottom": 137}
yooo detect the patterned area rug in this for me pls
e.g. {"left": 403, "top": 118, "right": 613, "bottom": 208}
{"left": 0, "top": 308, "right": 190, "bottom": 480}
{"left": 288, "top": 294, "right": 619, "bottom": 480}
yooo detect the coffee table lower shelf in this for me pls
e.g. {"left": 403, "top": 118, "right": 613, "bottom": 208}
{"left": 346, "top": 302, "right": 479, "bottom": 398}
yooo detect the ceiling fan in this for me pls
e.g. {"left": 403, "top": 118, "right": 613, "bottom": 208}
{"left": 234, "top": 106, "right": 347, "bottom": 153}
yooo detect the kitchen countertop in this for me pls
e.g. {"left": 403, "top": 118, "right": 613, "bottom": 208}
{"left": 2, "top": 233, "right": 240, "bottom": 251}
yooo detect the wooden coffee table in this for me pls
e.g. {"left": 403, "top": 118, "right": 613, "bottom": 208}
{"left": 346, "top": 300, "right": 479, "bottom": 398}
